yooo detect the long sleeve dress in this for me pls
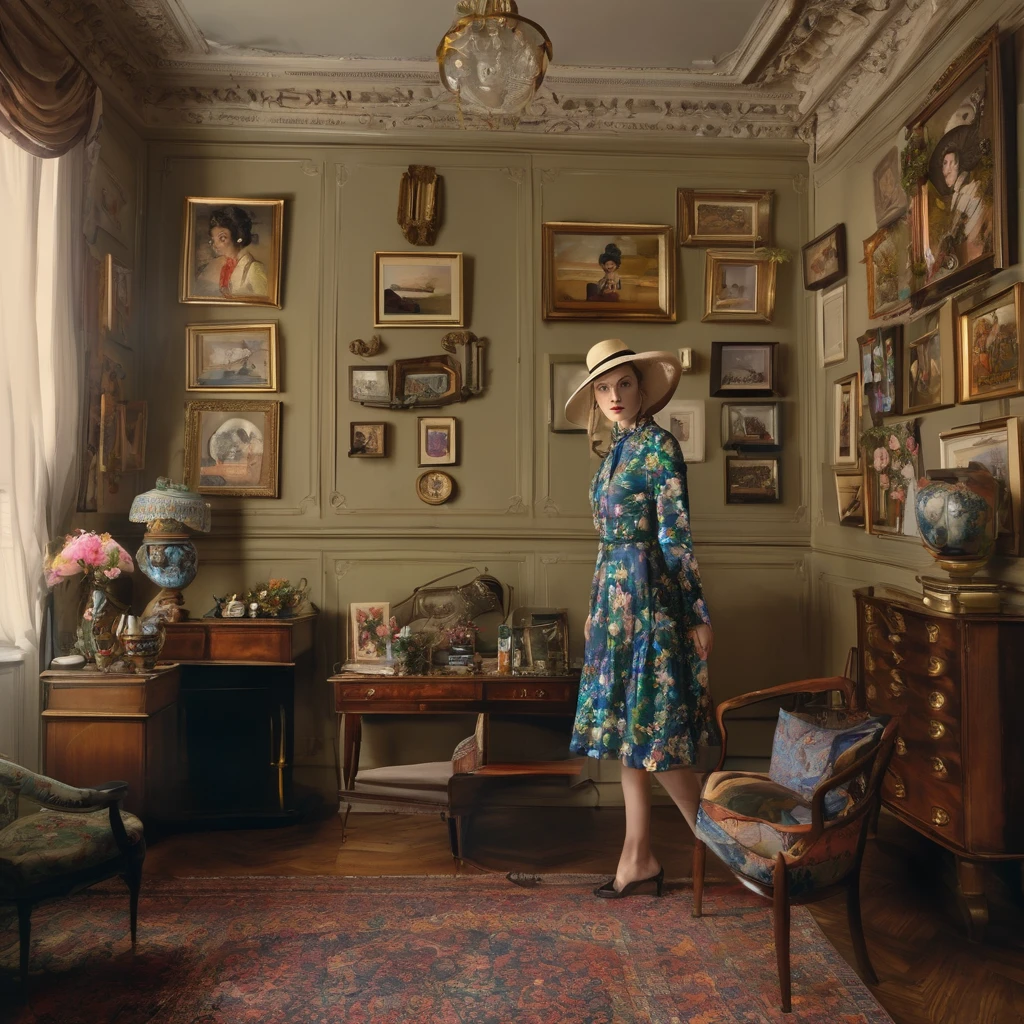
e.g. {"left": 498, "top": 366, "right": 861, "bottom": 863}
{"left": 570, "top": 418, "right": 716, "bottom": 771}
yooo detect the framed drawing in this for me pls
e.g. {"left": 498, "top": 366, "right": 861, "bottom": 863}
{"left": 418, "top": 416, "right": 457, "bottom": 466}
{"left": 835, "top": 470, "right": 866, "bottom": 527}
{"left": 654, "top": 399, "right": 705, "bottom": 463}
{"left": 549, "top": 357, "right": 588, "bottom": 433}
{"left": 710, "top": 342, "right": 778, "bottom": 398}
{"left": 393, "top": 355, "right": 462, "bottom": 407}
{"left": 725, "top": 456, "right": 780, "bottom": 504}
{"left": 180, "top": 197, "right": 283, "bottom": 306}
{"left": 906, "top": 31, "right": 1011, "bottom": 307}
{"left": 186, "top": 322, "right": 279, "bottom": 392}
{"left": 863, "top": 215, "right": 913, "bottom": 319}
{"left": 956, "top": 282, "right": 1023, "bottom": 404}
{"left": 374, "top": 252, "right": 464, "bottom": 327}
{"left": 903, "top": 300, "right": 956, "bottom": 414}
{"left": 802, "top": 224, "right": 846, "bottom": 291}
{"left": 721, "top": 402, "right": 780, "bottom": 452}
{"left": 349, "top": 365, "right": 391, "bottom": 405}
{"left": 819, "top": 282, "right": 847, "bottom": 367}
{"left": 858, "top": 326, "right": 901, "bottom": 425}
{"left": 416, "top": 469, "right": 454, "bottom": 505}
{"left": 183, "top": 399, "right": 281, "bottom": 497}
{"left": 703, "top": 250, "right": 777, "bottom": 323}
{"left": 348, "top": 422, "right": 386, "bottom": 458}
{"left": 872, "top": 148, "right": 909, "bottom": 227}
{"left": 832, "top": 372, "right": 860, "bottom": 468}
{"left": 541, "top": 222, "right": 675, "bottom": 322}
{"left": 676, "top": 189, "right": 773, "bottom": 247}
{"left": 349, "top": 602, "right": 391, "bottom": 662}
{"left": 939, "top": 416, "right": 1022, "bottom": 554}
{"left": 102, "top": 253, "right": 132, "bottom": 347}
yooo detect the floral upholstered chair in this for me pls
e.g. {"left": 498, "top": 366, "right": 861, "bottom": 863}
{"left": 691, "top": 675, "right": 897, "bottom": 1014}
{"left": 0, "top": 757, "right": 146, "bottom": 988}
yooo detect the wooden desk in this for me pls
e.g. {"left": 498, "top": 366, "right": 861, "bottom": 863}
{"left": 41, "top": 665, "right": 180, "bottom": 819}
{"left": 162, "top": 614, "right": 317, "bottom": 824}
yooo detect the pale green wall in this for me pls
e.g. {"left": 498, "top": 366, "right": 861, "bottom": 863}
{"left": 810, "top": 1, "right": 1024, "bottom": 675}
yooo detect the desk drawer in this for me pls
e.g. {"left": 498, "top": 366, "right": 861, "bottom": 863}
{"left": 208, "top": 628, "right": 291, "bottom": 663}
{"left": 335, "top": 680, "right": 483, "bottom": 705}
{"left": 485, "top": 681, "right": 575, "bottom": 704}
{"left": 162, "top": 627, "right": 206, "bottom": 661}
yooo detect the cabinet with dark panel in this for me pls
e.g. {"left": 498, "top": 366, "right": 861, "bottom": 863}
{"left": 855, "top": 586, "right": 1024, "bottom": 940}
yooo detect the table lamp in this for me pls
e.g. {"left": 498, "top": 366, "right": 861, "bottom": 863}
{"left": 129, "top": 477, "right": 211, "bottom": 623}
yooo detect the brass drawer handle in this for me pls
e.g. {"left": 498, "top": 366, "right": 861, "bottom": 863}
{"left": 928, "top": 656, "right": 946, "bottom": 677}
{"left": 889, "top": 682, "right": 905, "bottom": 699}
{"left": 864, "top": 605, "right": 875, "bottom": 624}
{"left": 929, "top": 691, "right": 946, "bottom": 710}
{"left": 890, "top": 773, "right": 906, "bottom": 799}
{"left": 890, "top": 610, "right": 906, "bottom": 633}
{"left": 890, "top": 668, "right": 904, "bottom": 685}
{"left": 866, "top": 684, "right": 877, "bottom": 700}
{"left": 929, "top": 720, "right": 946, "bottom": 740}
{"left": 927, "top": 623, "right": 940, "bottom": 643}
{"left": 891, "top": 649, "right": 904, "bottom": 665}
{"left": 864, "top": 652, "right": 876, "bottom": 673}
{"left": 365, "top": 688, "right": 375, "bottom": 697}
{"left": 536, "top": 688, "right": 546, "bottom": 698}
{"left": 895, "top": 738, "right": 906, "bottom": 756}
{"left": 931, "top": 757, "right": 947, "bottom": 775}
{"left": 932, "top": 807, "right": 950, "bottom": 827}
{"left": 888, "top": 634, "right": 902, "bottom": 645}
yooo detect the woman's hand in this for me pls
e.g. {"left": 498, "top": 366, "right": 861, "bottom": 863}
{"left": 584, "top": 614, "right": 592, "bottom": 642}
{"left": 688, "top": 624, "right": 713, "bottom": 661}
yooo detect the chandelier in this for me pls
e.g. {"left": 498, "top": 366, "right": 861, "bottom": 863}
{"left": 437, "top": 0, "right": 553, "bottom": 120}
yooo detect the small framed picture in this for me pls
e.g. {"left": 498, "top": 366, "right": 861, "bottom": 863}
{"left": 725, "top": 455, "right": 780, "bottom": 504}
{"left": 180, "top": 197, "right": 284, "bottom": 306}
{"left": 186, "top": 322, "right": 279, "bottom": 392}
{"left": 939, "top": 416, "right": 1022, "bottom": 555}
{"left": 183, "top": 399, "right": 281, "bottom": 497}
{"left": 710, "top": 342, "right": 778, "bottom": 398}
{"left": 118, "top": 400, "right": 147, "bottom": 471}
{"left": 103, "top": 253, "right": 132, "bottom": 347}
{"left": 677, "top": 189, "right": 773, "bottom": 247}
{"left": 393, "top": 356, "right": 462, "bottom": 407}
{"left": 819, "top": 282, "right": 847, "bottom": 367}
{"left": 348, "top": 422, "right": 386, "bottom": 458}
{"left": 956, "top": 282, "right": 1024, "bottom": 404}
{"left": 418, "top": 416, "right": 457, "bottom": 466}
{"left": 416, "top": 469, "right": 454, "bottom": 505}
{"left": 903, "top": 300, "right": 955, "bottom": 414}
{"left": 349, "top": 602, "right": 391, "bottom": 662}
{"left": 872, "top": 148, "right": 909, "bottom": 228}
{"left": 835, "top": 470, "right": 866, "bottom": 528}
{"left": 349, "top": 365, "right": 391, "bottom": 405}
{"left": 703, "top": 250, "right": 777, "bottom": 323}
{"left": 721, "top": 402, "right": 780, "bottom": 451}
{"left": 541, "top": 221, "right": 676, "bottom": 322}
{"left": 549, "top": 357, "right": 588, "bottom": 433}
{"left": 802, "top": 223, "right": 846, "bottom": 291}
{"left": 832, "top": 372, "right": 861, "bottom": 468}
{"left": 374, "top": 252, "right": 464, "bottom": 327}
{"left": 863, "top": 216, "right": 912, "bottom": 319}
{"left": 865, "top": 463, "right": 905, "bottom": 536}
{"left": 858, "top": 326, "right": 901, "bottom": 426}
{"left": 654, "top": 399, "right": 705, "bottom": 463}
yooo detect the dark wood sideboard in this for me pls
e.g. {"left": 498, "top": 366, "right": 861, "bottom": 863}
{"left": 855, "top": 586, "right": 1024, "bottom": 941}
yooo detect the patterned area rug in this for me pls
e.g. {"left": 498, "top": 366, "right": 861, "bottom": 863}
{"left": 1, "top": 875, "right": 892, "bottom": 1023}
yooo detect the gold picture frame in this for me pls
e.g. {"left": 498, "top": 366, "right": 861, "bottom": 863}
{"left": 956, "top": 282, "right": 1024, "bottom": 404}
{"left": 864, "top": 461, "right": 904, "bottom": 536}
{"left": 903, "top": 300, "right": 956, "bottom": 414}
{"left": 349, "top": 602, "right": 391, "bottom": 662}
{"left": 184, "top": 399, "right": 281, "bottom": 497}
{"left": 416, "top": 469, "right": 454, "bottom": 505}
{"left": 102, "top": 252, "right": 131, "bottom": 347}
{"left": 348, "top": 422, "right": 386, "bottom": 458}
{"left": 703, "top": 250, "right": 777, "bottom": 323}
{"left": 185, "top": 321, "right": 279, "bottom": 392}
{"left": 832, "top": 372, "right": 861, "bottom": 468}
{"left": 862, "top": 216, "right": 912, "bottom": 319}
{"left": 677, "top": 189, "right": 773, "bottom": 248}
{"left": 374, "top": 251, "right": 464, "bottom": 327}
{"left": 418, "top": 416, "right": 457, "bottom": 466}
{"left": 180, "top": 197, "right": 284, "bottom": 307}
{"left": 541, "top": 221, "right": 676, "bottom": 322}
{"left": 835, "top": 470, "right": 866, "bottom": 528}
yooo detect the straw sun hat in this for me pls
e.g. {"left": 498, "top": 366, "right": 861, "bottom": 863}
{"left": 563, "top": 339, "right": 681, "bottom": 428}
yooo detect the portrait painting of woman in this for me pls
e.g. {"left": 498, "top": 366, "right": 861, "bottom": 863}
{"left": 181, "top": 197, "right": 284, "bottom": 307}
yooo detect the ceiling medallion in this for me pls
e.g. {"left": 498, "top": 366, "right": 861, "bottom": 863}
{"left": 437, "top": 0, "right": 552, "bottom": 123}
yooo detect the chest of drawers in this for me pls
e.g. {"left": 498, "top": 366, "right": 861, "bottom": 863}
{"left": 855, "top": 586, "right": 1024, "bottom": 940}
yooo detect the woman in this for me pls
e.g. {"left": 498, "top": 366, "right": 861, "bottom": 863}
{"left": 564, "top": 339, "right": 715, "bottom": 898}
{"left": 202, "top": 206, "right": 269, "bottom": 298}
{"left": 586, "top": 244, "right": 622, "bottom": 301}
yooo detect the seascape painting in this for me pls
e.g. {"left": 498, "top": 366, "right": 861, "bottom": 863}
{"left": 187, "top": 323, "right": 278, "bottom": 392}
{"left": 375, "top": 253, "right": 463, "bottom": 326}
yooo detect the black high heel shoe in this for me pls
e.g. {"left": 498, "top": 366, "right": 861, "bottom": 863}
{"left": 593, "top": 865, "right": 665, "bottom": 899}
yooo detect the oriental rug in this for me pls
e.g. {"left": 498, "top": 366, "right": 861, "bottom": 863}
{"left": 1, "top": 875, "right": 893, "bottom": 1024}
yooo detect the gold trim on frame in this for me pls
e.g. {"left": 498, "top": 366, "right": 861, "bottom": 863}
{"left": 184, "top": 399, "right": 281, "bottom": 498}
{"left": 677, "top": 189, "right": 773, "bottom": 248}
{"left": 374, "top": 251, "right": 464, "bottom": 328}
{"left": 902, "top": 300, "right": 956, "bottom": 414}
{"left": 185, "top": 321, "right": 280, "bottom": 393}
{"left": 955, "top": 282, "right": 1024, "bottom": 404}
{"left": 832, "top": 371, "right": 861, "bottom": 469}
{"left": 415, "top": 469, "right": 454, "bottom": 505}
{"left": 702, "top": 249, "right": 777, "bottom": 323}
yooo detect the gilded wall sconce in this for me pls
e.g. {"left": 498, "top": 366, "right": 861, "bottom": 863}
{"left": 398, "top": 165, "right": 442, "bottom": 246}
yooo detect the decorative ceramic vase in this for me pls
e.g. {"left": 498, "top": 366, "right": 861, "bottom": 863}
{"left": 77, "top": 573, "right": 127, "bottom": 666}
{"left": 914, "top": 463, "right": 999, "bottom": 576}
{"left": 121, "top": 630, "right": 165, "bottom": 673}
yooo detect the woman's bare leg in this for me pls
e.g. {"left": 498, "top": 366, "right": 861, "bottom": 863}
{"left": 653, "top": 767, "right": 703, "bottom": 833}
{"left": 614, "top": 765, "right": 662, "bottom": 888}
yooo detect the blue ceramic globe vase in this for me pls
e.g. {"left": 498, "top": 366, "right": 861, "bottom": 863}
{"left": 914, "top": 463, "right": 998, "bottom": 576}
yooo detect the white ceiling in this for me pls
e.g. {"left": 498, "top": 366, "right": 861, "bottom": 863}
{"left": 176, "top": 0, "right": 770, "bottom": 69}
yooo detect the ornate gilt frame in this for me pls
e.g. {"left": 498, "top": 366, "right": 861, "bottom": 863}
{"left": 955, "top": 282, "right": 1024, "bottom": 404}
{"left": 702, "top": 250, "right": 777, "bottom": 323}
{"left": 677, "top": 189, "right": 773, "bottom": 248}
{"left": 185, "top": 321, "right": 280, "bottom": 393}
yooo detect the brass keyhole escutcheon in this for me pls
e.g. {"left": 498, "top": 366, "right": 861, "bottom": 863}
{"left": 927, "top": 656, "right": 946, "bottom": 677}
{"left": 895, "top": 738, "right": 907, "bottom": 756}
{"left": 536, "top": 689, "right": 546, "bottom": 698}
{"left": 927, "top": 623, "right": 940, "bottom": 643}
{"left": 929, "top": 691, "right": 946, "bottom": 710}
{"left": 366, "top": 688, "right": 375, "bottom": 697}
{"left": 929, "top": 720, "right": 946, "bottom": 740}
{"left": 931, "top": 757, "right": 947, "bottom": 775}
{"left": 932, "top": 807, "right": 950, "bottom": 826}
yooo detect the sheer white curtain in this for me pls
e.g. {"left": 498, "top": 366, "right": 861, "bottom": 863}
{"left": 0, "top": 132, "right": 83, "bottom": 767}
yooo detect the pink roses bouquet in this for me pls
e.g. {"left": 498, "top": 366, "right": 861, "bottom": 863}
{"left": 44, "top": 530, "right": 134, "bottom": 588}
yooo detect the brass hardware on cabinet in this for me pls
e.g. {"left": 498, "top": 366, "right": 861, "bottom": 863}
{"left": 890, "top": 610, "right": 906, "bottom": 633}
{"left": 890, "top": 668, "right": 904, "bottom": 685}
{"left": 928, "top": 691, "right": 946, "bottom": 710}
{"left": 889, "top": 682, "right": 905, "bottom": 698}
{"left": 891, "top": 650, "right": 904, "bottom": 665}
{"left": 932, "top": 807, "right": 951, "bottom": 827}
{"left": 927, "top": 656, "right": 946, "bottom": 677}
{"left": 890, "top": 773, "right": 906, "bottom": 799}
{"left": 866, "top": 684, "right": 877, "bottom": 700}
{"left": 927, "top": 623, "right": 940, "bottom": 643}
{"left": 864, "top": 605, "right": 875, "bottom": 624}
{"left": 929, "top": 720, "right": 946, "bottom": 740}
{"left": 895, "top": 738, "right": 907, "bottom": 756}
{"left": 536, "top": 689, "right": 546, "bottom": 698}
{"left": 365, "top": 688, "right": 375, "bottom": 697}
{"left": 864, "top": 653, "right": 876, "bottom": 673}
{"left": 931, "top": 757, "right": 948, "bottom": 775}
{"left": 888, "top": 634, "right": 902, "bottom": 645}
{"left": 867, "top": 627, "right": 884, "bottom": 649}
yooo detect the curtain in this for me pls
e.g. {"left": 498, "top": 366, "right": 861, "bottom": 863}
{"left": 0, "top": 0, "right": 97, "bottom": 158}
{"left": 0, "top": 133, "right": 84, "bottom": 768}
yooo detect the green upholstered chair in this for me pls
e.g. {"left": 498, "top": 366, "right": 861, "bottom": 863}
{"left": 0, "top": 757, "right": 146, "bottom": 988}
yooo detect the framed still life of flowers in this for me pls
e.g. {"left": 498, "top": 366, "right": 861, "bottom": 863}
{"left": 860, "top": 420, "right": 920, "bottom": 537}
{"left": 349, "top": 602, "right": 393, "bottom": 662}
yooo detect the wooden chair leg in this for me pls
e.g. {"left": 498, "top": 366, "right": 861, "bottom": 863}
{"left": 692, "top": 839, "right": 706, "bottom": 918}
{"left": 772, "top": 854, "right": 792, "bottom": 1014}
{"left": 124, "top": 858, "right": 143, "bottom": 949}
{"left": 17, "top": 899, "right": 31, "bottom": 988}
{"left": 847, "top": 871, "right": 877, "bottom": 984}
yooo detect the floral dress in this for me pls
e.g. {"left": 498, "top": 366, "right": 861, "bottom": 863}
{"left": 570, "top": 418, "right": 716, "bottom": 772}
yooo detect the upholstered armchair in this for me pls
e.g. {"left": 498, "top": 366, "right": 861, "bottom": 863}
{"left": 691, "top": 676, "right": 897, "bottom": 1014}
{"left": 0, "top": 757, "right": 146, "bottom": 988}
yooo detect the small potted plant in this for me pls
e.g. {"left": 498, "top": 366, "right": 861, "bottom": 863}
{"left": 391, "top": 625, "right": 436, "bottom": 676}
{"left": 441, "top": 620, "right": 478, "bottom": 667}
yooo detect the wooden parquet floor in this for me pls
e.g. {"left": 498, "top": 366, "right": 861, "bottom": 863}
{"left": 144, "top": 777, "right": 1024, "bottom": 1024}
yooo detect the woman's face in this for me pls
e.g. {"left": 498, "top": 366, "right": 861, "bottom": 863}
{"left": 942, "top": 150, "right": 960, "bottom": 188}
{"left": 601, "top": 259, "right": 618, "bottom": 274}
{"left": 209, "top": 225, "right": 239, "bottom": 258}
{"left": 593, "top": 365, "right": 642, "bottom": 428}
